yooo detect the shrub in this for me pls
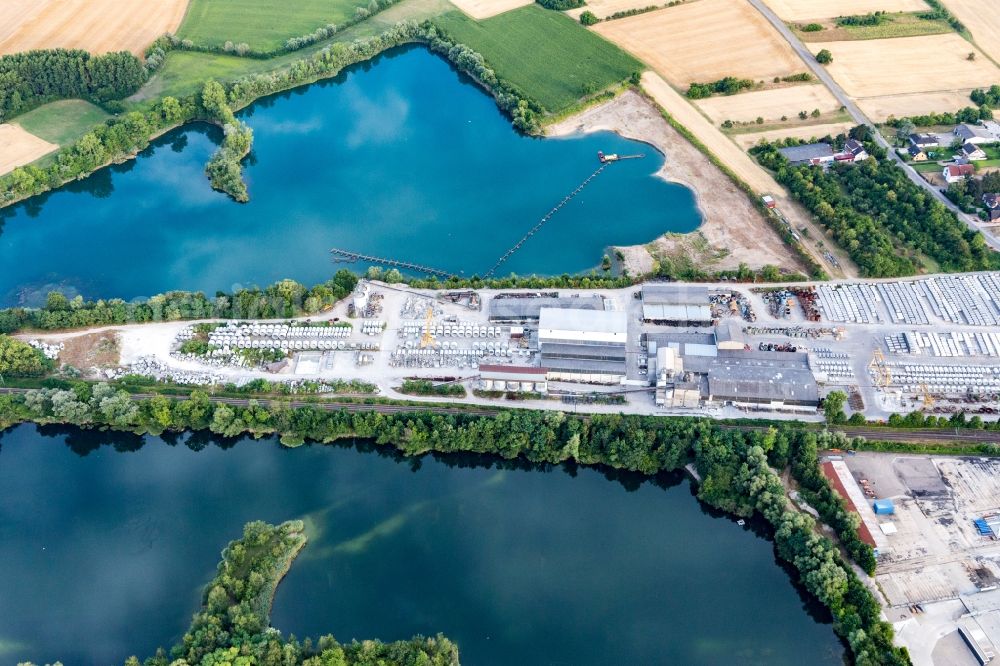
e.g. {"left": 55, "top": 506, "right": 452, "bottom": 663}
{"left": 579, "top": 10, "right": 599, "bottom": 24}
{"left": 816, "top": 49, "right": 833, "bottom": 64}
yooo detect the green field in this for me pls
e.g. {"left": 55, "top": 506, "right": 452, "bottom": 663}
{"left": 143, "top": 0, "right": 451, "bottom": 101}
{"left": 432, "top": 6, "right": 641, "bottom": 114}
{"left": 177, "top": 0, "right": 372, "bottom": 51}
{"left": 13, "top": 100, "right": 111, "bottom": 145}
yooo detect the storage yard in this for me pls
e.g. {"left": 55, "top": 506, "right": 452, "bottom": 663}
{"left": 830, "top": 452, "right": 1000, "bottom": 665}
{"left": 18, "top": 272, "right": 1000, "bottom": 424}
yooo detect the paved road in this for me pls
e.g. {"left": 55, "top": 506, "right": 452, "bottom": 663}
{"left": 3, "top": 386, "right": 998, "bottom": 445}
{"left": 747, "top": 0, "right": 1000, "bottom": 252}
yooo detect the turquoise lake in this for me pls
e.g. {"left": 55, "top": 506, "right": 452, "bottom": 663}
{"left": 0, "top": 46, "right": 700, "bottom": 307}
{"left": 0, "top": 424, "right": 843, "bottom": 665}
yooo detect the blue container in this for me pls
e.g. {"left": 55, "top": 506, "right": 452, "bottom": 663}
{"left": 873, "top": 499, "right": 895, "bottom": 515}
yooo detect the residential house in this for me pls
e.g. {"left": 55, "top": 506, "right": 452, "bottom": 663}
{"left": 962, "top": 142, "right": 987, "bottom": 161}
{"left": 944, "top": 163, "right": 975, "bottom": 183}
{"left": 838, "top": 139, "right": 869, "bottom": 162}
{"left": 984, "top": 193, "right": 1000, "bottom": 221}
{"left": 909, "top": 133, "right": 939, "bottom": 149}
{"left": 777, "top": 142, "right": 835, "bottom": 166}
{"left": 908, "top": 144, "right": 928, "bottom": 161}
{"left": 955, "top": 123, "right": 994, "bottom": 145}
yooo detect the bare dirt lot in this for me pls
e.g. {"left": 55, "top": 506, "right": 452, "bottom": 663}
{"left": 942, "top": 0, "right": 1000, "bottom": 64}
{"left": 762, "top": 0, "right": 928, "bottom": 21}
{"left": 0, "top": 124, "right": 57, "bottom": 175}
{"left": 56, "top": 331, "right": 122, "bottom": 374}
{"left": 0, "top": 0, "right": 189, "bottom": 56}
{"left": 732, "top": 121, "right": 855, "bottom": 149}
{"left": 807, "top": 34, "right": 1000, "bottom": 98}
{"left": 694, "top": 83, "right": 841, "bottom": 125}
{"left": 638, "top": 72, "right": 857, "bottom": 277}
{"left": 593, "top": 0, "right": 808, "bottom": 87}
{"left": 547, "top": 89, "right": 805, "bottom": 275}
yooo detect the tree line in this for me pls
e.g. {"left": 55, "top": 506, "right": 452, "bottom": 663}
{"left": 0, "top": 272, "right": 358, "bottom": 334}
{"left": 751, "top": 133, "right": 1000, "bottom": 277}
{"left": 686, "top": 76, "right": 755, "bottom": 99}
{"left": 0, "top": 388, "right": 909, "bottom": 665}
{"left": 0, "top": 49, "right": 147, "bottom": 122}
{"left": 885, "top": 105, "right": 992, "bottom": 130}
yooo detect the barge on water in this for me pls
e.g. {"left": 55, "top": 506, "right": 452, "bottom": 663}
{"left": 598, "top": 151, "right": 644, "bottom": 163}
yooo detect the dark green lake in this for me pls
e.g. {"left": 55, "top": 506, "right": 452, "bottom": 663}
{"left": 0, "top": 424, "right": 843, "bottom": 665}
{"left": 0, "top": 46, "right": 700, "bottom": 307}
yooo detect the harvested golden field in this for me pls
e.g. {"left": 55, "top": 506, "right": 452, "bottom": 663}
{"left": 732, "top": 121, "right": 855, "bottom": 149}
{"left": 807, "top": 34, "right": 999, "bottom": 98}
{"left": 942, "top": 0, "right": 1000, "bottom": 64}
{"left": 450, "top": 0, "right": 532, "bottom": 18}
{"left": 763, "top": 0, "right": 927, "bottom": 21}
{"left": 857, "top": 89, "right": 980, "bottom": 121}
{"left": 693, "top": 84, "right": 840, "bottom": 124}
{"left": 0, "top": 124, "right": 57, "bottom": 175}
{"left": 593, "top": 0, "right": 807, "bottom": 87}
{"left": 0, "top": 0, "right": 189, "bottom": 56}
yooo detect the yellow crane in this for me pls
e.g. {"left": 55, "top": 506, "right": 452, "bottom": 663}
{"left": 869, "top": 349, "right": 891, "bottom": 389}
{"left": 918, "top": 383, "right": 936, "bottom": 409}
{"left": 420, "top": 306, "right": 437, "bottom": 348}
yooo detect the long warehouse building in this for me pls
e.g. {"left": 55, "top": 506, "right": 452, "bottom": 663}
{"left": 538, "top": 308, "right": 628, "bottom": 384}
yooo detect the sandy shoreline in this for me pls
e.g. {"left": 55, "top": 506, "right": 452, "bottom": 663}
{"left": 546, "top": 90, "right": 804, "bottom": 277}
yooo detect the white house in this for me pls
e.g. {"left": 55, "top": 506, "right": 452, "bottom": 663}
{"left": 955, "top": 123, "right": 994, "bottom": 145}
{"left": 944, "top": 163, "right": 975, "bottom": 183}
{"left": 962, "top": 142, "right": 988, "bottom": 161}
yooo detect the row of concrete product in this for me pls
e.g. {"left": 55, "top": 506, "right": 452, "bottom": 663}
{"left": 398, "top": 322, "right": 508, "bottom": 339}
{"left": 878, "top": 282, "right": 929, "bottom": 325}
{"left": 813, "top": 360, "right": 855, "bottom": 382}
{"left": 816, "top": 284, "right": 883, "bottom": 324}
{"left": 813, "top": 348, "right": 849, "bottom": 359}
{"left": 900, "top": 331, "right": 1000, "bottom": 358}
{"left": 359, "top": 320, "right": 385, "bottom": 336}
{"left": 881, "top": 362, "right": 1000, "bottom": 391}
{"left": 482, "top": 380, "right": 539, "bottom": 392}
{"left": 205, "top": 324, "right": 353, "bottom": 343}
{"left": 922, "top": 274, "right": 1000, "bottom": 327}
{"left": 388, "top": 347, "right": 510, "bottom": 369}
{"left": 816, "top": 272, "right": 1000, "bottom": 327}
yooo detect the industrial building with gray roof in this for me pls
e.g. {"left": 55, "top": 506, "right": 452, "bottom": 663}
{"left": 707, "top": 350, "right": 819, "bottom": 407}
{"left": 488, "top": 295, "right": 606, "bottom": 323}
